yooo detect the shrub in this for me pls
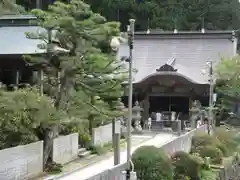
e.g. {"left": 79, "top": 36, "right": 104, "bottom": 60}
{"left": 200, "top": 170, "right": 217, "bottom": 180}
{"left": 60, "top": 120, "right": 91, "bottom": 148}
{"left": 191, "top": 133, "right": 216, "bottom": 151}
{"left": 0, "top": 88, "right": 61, "bottom": 149}
{"left": 132, "top": 146, "right": 173, "bottom": 180}
{"left": 195, "top": 145, "right": 223, "bottom": 164}
{"left": 214, "top": 128, "right": 239, "bottom": 154}
{"left": 191, "top": 133, "right": 228, "bottom": 156}
{"left": 88, "top": 142, "right": 112, "bottom": 155}
{"left": 171, "top": 151, "right": 204, "bottom": 179}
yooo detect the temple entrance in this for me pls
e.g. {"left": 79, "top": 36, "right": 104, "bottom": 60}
{"left": 149, "top": 96, "right": 189, "bottom": 119}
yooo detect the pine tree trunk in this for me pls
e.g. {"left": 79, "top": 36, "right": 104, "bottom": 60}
{"left": 89, "top": 115, "right": 94, "bottom": 135}
{"left": 43, "top": 125, "right": 58, "bottom": 169}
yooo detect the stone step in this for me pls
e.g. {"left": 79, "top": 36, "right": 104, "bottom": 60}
{"left": 78, "top": 149, "right": 91, "bottom": 158}
{"left": 83, "top": 154, "right": 98, "bottom": 160}
{"left": 78, "top": 148, "right": 87, "bottom": 154}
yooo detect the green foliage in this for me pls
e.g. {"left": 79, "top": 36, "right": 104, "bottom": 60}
{"left": 88, "top": 142, "right": 112, "bottom": 155}
{"left": 216, "top": 56, "right": 240, "bottom": 98}
{"left": 214, "top": 128, "right": 239, "bottom": 154}
{"left": 200, "top": 170, "right": 217, "bottom": 180}
{"left": 171, "top": 151, "right": 204, "bottom": 179}
{"left": 191, "top": 132, "right": 228, "bottom": 156}
{"left": 195, "top": 145, "right": 223, "bottom": 164}
{"left": 132, "top": 146, "right": 173, "bottom": 180}
{"left": 191, "top": 133, "right": 222, "bottom": 151}
{"left": 27, "top": 0, "right": 127, "bottom": 133}
{"left": 0, "top": 0, "right": 25, "bottom": 15}
{"left": 0, "top": 88, "right": 61, "bottom": 149}
{"left": 85, "top": 0, "right": 240, "bottom": 31}
{"left": 191, "top": 128, "right": 240, "bottom": 166}
{"left": 45, "top": 162, "right": 63, "bottom": 174}
{"left": 60, "top": 119, "right": 91, "bottom": 147}
{"left": 79, "top": 132, "right": 91, "bottom": 148}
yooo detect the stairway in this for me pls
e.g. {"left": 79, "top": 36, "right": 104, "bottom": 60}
{"left": 78, "top": 146, "right": 97, "bottom": 160}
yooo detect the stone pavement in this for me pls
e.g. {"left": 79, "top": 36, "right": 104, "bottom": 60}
{"left": 41, "top": 131, "right": 166, "bottom": 180}
{"left": 55, "top": 132, "right": 177, "bottom": 180}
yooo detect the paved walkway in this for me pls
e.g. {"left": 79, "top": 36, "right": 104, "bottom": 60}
{"left": 57, "top": 132, "right": 177, "bottom": 180}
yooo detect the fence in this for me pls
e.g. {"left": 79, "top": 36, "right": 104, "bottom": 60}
{"left": 85, "top": 125, "right": 208, "bottom": 180}
{"left": 0, "top": 141, "right": 43, "bottom": 180}
{"left": 92, "top": 121, "right": 121, "bottom": 146}
{"left": 53, "top": 133, "right": 79, "bottom": 164}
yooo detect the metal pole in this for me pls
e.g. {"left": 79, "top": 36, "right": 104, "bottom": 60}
{"left": 127, "top": 19, "right": 135, "bottom": 177}
{"left": 114, "top": 133, "right": 120, "bottom": 165}
{"left": 208, "top": 61, "right": 214, "bottom": 133}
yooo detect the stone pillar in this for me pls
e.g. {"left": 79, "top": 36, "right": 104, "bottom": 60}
{"left": 112, "top": 99, "right": 125, "bottom": 147}
{"left": 132, "top": 101, "right": 143, "bottom": 133}
{"left": 15, "top": 70, "right": 20, "bottom": 89}
{"left": 189, "top": 100, "right": 200, "bottom": 129}
{"left": 142, "top": 94, "right": 149, "bottom": 126}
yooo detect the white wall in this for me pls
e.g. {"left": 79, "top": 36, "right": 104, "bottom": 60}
{"left": 161, "top": 125, "right": 208, "bottom": 155}
{"left": 92, "top": 121, "right": 121, "bottom": 146}
{"left": 0, "top": 141, "right": 43, "bottom": 180}
{"left": 53, "top": 133, "right": 79, "bottom": 164}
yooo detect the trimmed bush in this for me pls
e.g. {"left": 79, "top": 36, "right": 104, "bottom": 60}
{"left": 214, "top": 128, "right": 239, "bottom": 154}
{"left": 191, "top": 133, "right": 216, "bottom": 151}
{"left": 171, "top": 151, "right": 204, "bottom": 179}
{"left": 191, "top": 132, "right": 228, "bottom": 156}
{"left": 195, "top": 145, "right": 223, "bottom": 164}
{"left": 132, "top": 146, "right": 173, "bottom": 180}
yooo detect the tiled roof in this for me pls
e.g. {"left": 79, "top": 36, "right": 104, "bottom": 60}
{"left": 133, "top": 30, "right": 235, "bottom": 36}
{"left": 118, "top": 32, "right": 235, "bottom": 84}
{"left": 0, "top": 26, "right": 68, "bottom": 55}
{"left": 0, "top": 15, "right": 37, "bottom": 20}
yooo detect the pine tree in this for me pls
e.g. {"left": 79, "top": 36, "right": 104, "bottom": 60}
{"left": 27, "top": 0, "right": 127, "bottom": 166}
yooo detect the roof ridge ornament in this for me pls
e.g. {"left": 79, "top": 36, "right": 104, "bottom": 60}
{"left": 156, "top": 57, "right": 177, "bottom": 72}
{"left": 166, "top": 57, "right": 176, "bottom": 66}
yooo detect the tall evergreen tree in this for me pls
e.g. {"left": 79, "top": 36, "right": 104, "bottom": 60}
{"left": 27, "top": 0, "right": 127, "bottom": 166}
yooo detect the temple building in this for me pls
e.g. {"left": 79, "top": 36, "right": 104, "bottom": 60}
{"left": 0, "top": 14, "right": 238, "bottom": 122}
{"left": 118, "top": 30, "right": 238, "bottom": 121}
{"left": 0, "top": 15, "right": 67, "bottom": 89}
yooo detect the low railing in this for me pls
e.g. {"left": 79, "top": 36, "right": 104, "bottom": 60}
{"left": 84, "top": 125, "right": 207, "bottom": 180}
{"left": 84, "top": 163, "right": 127, "bottom": 180}
{"left": 150, "top": 119, "right": 191, "bottom": 132}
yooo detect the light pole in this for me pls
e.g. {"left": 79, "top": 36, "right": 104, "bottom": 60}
{"left": 208, "top": 60, "right": 214, "bottom": 133}
{"left": 126, "top": 18, "right": 135, "bottom": 171}
{"left": 110, "top": 19, "right": 136, "bottom": 180}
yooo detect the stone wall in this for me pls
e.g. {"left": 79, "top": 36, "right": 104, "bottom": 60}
{"left": 92, "top": 121, "right": 121, "bottom": 146}
{"left": 53, "top": 133, "right": 79, "bottom": 164}
{"left": 0, "top": 141, "right": 43, "bottom": 180}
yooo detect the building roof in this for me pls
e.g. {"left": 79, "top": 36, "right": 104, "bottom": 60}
{"left": 0, "top": 26, "right": 68, "bottom": 55}
{"left": 134, "top": 30, "right": 235, "bottom": 36}
{"left": 118, "top": 30, "right": 236, "bottom": 85}
{"left": 0, "top": 15, "right": 37, "bottom": 20}
{"left": 0, "top": 15, "right": 68, "bottom": 55}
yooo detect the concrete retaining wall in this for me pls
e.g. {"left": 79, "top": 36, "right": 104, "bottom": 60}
{"left": 0, "top": 141, "right": 43, "bottom": 180}
{"left": 53, "top": 133, "right": 79, "bottom": 164}
{"left": 92, "top": 121, "right": 121, "bottom": 146}
{"left": 161, "top": 125, "right": 208, "bottom": 155}
{"left": 85, "top": 125, "right": 208, "bottom": 180}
